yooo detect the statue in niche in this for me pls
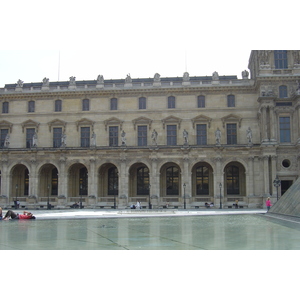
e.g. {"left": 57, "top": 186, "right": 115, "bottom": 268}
{"left": 215, "top": 128, "right": 221, "bottom": 145}
{"left": 61, "top": 132, "right": 67, "bottom": 147}
{"left": 4, "top": 133, "right": 10, "bottom": 148}
{"left": 97, "top": 75, "right": 104, "bottom": 84}
{"left": 91, "top": 132, "right": 96, "bottom": 147}
{"left": 183, "top": 129, "right": 189, "bottom": 145}
{"left": 121, "top": 130, "right": 126, "bottom": 145}
{"left": 259, "top": 50, "right": 270, "bottom": 65}
{"left": 154, "top": 73, "right": 161, "bottom": 82}
{"left": 212, "top": 71, "right": 219, "bottom": 81}
{"left": 246, "top": 127, "right": 253, "bottom": 145}
{"left": 16, "top": 79, "right": 23, "bottom": 87}
{"left": 32, "top": 132, "right": 38, "bottom": 147}
{"left": 292, "top": 51, "right": 300, "bottom": 64}
{"left": 151, "top": 129, "right": 158, "bottom": 145}
{"left": 42, "top": 77, "right": 49, "bottom": 86}
{"left": 125, "top": 74, "right": 132, "bottom": 83}
{"left": 242, "top": 70, "right": 249, "bottom": 79}
{"left": 69, "top": 76, "right": 76, "bottom": 85}
{"left": 183, "top": 72, "right": 190, "bottom": 82}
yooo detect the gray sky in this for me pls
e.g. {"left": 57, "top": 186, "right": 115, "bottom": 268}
{"left": 0, "top": 0, "right": 295, "bottom": 87}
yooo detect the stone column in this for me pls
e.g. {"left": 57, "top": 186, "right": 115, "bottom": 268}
{"left": 263, "top": 155, "right": 270, "bottom": 196}
{"left": 269, "top": 106, "right": 276, "bottom": 141}
{"left": 88, "top": 157, "right": 96, "bottom": 207}
{"left": 150, "top": 156, "right": 159, "bottom": 208}
{"left": 119, "top": 157, "right": 128, "bottom": 207}
{"left": 271, "top": 155, "right": 278, "bottom": 196}
{"left": 261, "top": 106, "right": 268, "bottom": 142}
{"left": 247, "top": 156, "right": 254, "bottom": 197}
{"left": 29, "top": 157, "right": 37, "bottom": 198}
{"left": 182, "top": 156, "right": 191, "bottom": 207}
{"left": 214, "top": 156, "right": 223, "bottom": 206}
{"left": 1, "top": 158, "right": 10, "bottom": 206}
{"left": 58, "top": 156, "right": 67, "bottom": 201}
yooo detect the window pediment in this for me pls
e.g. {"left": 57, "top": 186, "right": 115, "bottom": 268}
{"left": 161, "top": 115, "right": 182, "bottom": 129}
{"left": 76, "top": 118, "right": 95, "bottom": 131}
{"left": 48, "top": 119, "right": 67, "bottom": 132}
{"left": 132, "top": 117, "right": 152, "bottom": 130}
{"left": 104, "top": 117, "right": 123, "bottom": 131}
{"left": 221, "top": 114, "right": 242, "bottom": 128}
{"left": 0, "top": 120, "right": 13, "bottom": 132}
{"left": 192, "top": 115, "right": 212, "bottom": 128}
{"left": 21, "top": 119, "right": 40, "bottom": 132}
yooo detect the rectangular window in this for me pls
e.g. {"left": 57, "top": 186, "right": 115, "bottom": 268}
{"left": 279, "top": 117, "right": 291, "bottom": 143}
{"left": 2, "top": 102, "right": 9, "bottom": 113}
{"left": 227, "top": 123, "right": 237, "bottom": 144}
{"left": 274, "top": 50, "right": 288, "bottom": 69}
{"left": 0, "top": 129, "right": 9, "bottom": 147}
{"left": 227, "top": 95, "right": 235, "bottom": 107}
{"left": 110, "top": 98, "right": 118, "bottom": 110}
{"left": 168, "top": 96, "right": 175, "bottom": 109}
{"left": 197, "top": 96, "right": 205, "bottom": 108}
{"left": 167, "top": 125, "right": 177, "bottom": 146}
{"left": 82, "top": 99, "right": 90, "bottom": 111}
{"left": 55, "top": 100, "right": 62, "bottom": 112}
{"left": 28, "top": 101, "right": 35, "bottom": 113}
{"left": 81, "top": 127, "right": 90, "bottom": 147}
{"left": 53, "top": 128, "right": 62, "bottom": 148}
{"left": 26, "top": 128, "right": 35, "bottom": 148}
{"left": 138, "top": 125, "right": 147, "bottom": 146}
{"left": 196, "top": 124, "right": 207, "bottom": 145}
{"left": 109, "top": 126, "right": 118, "bottom": 146}
{"left": 139, "top": 97, "right": 146, "bottom": 109}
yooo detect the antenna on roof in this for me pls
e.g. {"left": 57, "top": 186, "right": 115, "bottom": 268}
{"left": 185, "top": 50, "right": 188, "bottom": 73}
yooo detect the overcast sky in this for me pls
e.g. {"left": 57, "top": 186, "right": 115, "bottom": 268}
{"left": 0, "top": 0, "right": 296, "bottom": 87}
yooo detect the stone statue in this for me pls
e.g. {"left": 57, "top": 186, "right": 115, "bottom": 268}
{"left": 61, "top": 132, "right": 67, "bottom": 147}
{"left": 121, "top": 130, "right": 126, "bottom": 145}
{"left": 242, "top": 70, "right": 249, "bottom": 79}
{"left": 4, "top": 133, "right": 10, "bottom": 148}
{"left": 97, "top": 75, "right": 104, "bottom": 84}
{"left": 69, "top": 76, "right": 76, "bottom": 85}
{"left": 151, "top": 129, "right": 158, "bottom": 145}
{"left": 32, "top": 132, "right": 38, "bottom": 147}
{"left": 91, "top": 132, "right": 96, "bottom": 147}
{"left": 154, "top": 73, "right": 161, "bottom": 82}
{"left": 296, "top": 80, "right": 300, "bottom": 95}
{"left": 246, "top": 127, "right": 253, "bottom": 144}
{"left": 212, "top": 71, "right": 219, "bottom": 81}
{"left": 16, "top": 79, "right": 23, "bottom": 87}
{"left": 259, "top": 50, "right": 270, "bottom": 65}
{"left": 183, "top": 129, "right": 189, "bottom": 145}
{"left": 292, "top": 50, "right": 300, "bottom": 65}
{"left": 42, "top": 77, "right": 49, "bottom": 86}
{"left": 215, "top": 128, "right": 221, "bottom": 145}
{"left": 183, "top": 72, "right": 190, "bottom": 82}
{"left": 125, "top": 74, "right": 132, "bottom": 83}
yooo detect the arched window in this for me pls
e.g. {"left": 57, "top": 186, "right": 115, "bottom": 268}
{"left": 55, "top": 100, "right": 62, "bottom": 112}
{"left": 82, "top": 99, "right": 90, "bottom": 111}
{"left": 108, "top": 167, "right": 118, "bottom": 195}
{"left": 166, "top": 166, "right": 179, "bottom": 195}
{"left": 279, "top": 85, "right": 288, "bottom": 98}
{"left": 24, "top": 169, "right": 29, "bottom": 196}
{"left": 137, "top": 167, "right": 149, "bottom": 195}
{"left": 226, "top": 165, "right": 239, "bottom": 195}
{"left": 196, "top": 166, "right": 209, "bottom": 195}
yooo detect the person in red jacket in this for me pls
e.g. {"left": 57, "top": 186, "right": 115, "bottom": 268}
{"left": 266, "top": 197, "right": 272, "bottom": 211}
{"left": 3, "top": 210, "right": 36, "bottom": 220}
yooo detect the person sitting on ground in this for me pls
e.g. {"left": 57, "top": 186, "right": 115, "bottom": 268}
{"left": 70, "top": 202, "right": 79, "bottom": 208}
{"left": 3, "top": 210, "right": 36, "bottom": 220}
{"left": 205, "top": 202, "right": 210, "bottom": 208}
{"left": 130, "top": 204, "right": 136, "bottom": 209}
{"left": 210, "top": 202, "right": 214, "bottom": 207}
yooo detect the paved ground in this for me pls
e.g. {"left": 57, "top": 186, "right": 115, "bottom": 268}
{"left": 8, "top": 208, "right": 267, "bottom": 219}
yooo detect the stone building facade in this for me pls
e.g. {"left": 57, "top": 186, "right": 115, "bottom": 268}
{"left": 0, "top": 50, "right": 300, "bottom": 209}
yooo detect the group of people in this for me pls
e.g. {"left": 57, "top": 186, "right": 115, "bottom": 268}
{"left": 205, "top": 202, "right": 214, "bottom": 208}
{"left": 130, "top": 201, "right": 141, "bottom": 209}
{"left": 0, "top": 207, "right": 36, "bottom": 220}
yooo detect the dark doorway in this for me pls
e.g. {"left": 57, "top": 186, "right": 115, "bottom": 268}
{"left": 281, "top": 180, "right": 293, "bottom": 195}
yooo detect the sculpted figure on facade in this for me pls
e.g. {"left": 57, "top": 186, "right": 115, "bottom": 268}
{"left": 154, "top": 73, "right": 161, "bottom": 82}
{"left": 97, "top": 75, "right": 104, "bottom": 84}
{"left": 183, "top": 72, "right": 190, "bottom": 82}
{"left": 16, "top": 79, "right": 23, "bottom": 87}
{"left": 242, "top": 70, "right": 249, "bottom": 79}
{"left": 91, "top": 132, "right": 96, "bottom": 147}
{"left": 183, "top": 129, "right": 189, "bottom": 145}
{"left": 69, "top": 76, "right": 76, "bottom": 85}
{"left": 32, "top": 132, "right": 38, "bottom": 147}
{"left": 292, "top": 51, "right": 300, "bottom": 65}
{"left": 125, "top": 74, "right": 132, "bottom": 83}
{"left": 42, "top": 77, "right": 49, "bottom": 86}
{"left": 61, "top": 132, "right": 67, "bottom": 147}
{"left": 4, "top": 133, "right": 10, "bottom": 148}
{"left": 259, "top": 50, "right": 270, "bottom": 66}
{"left": 215, "top": 127, "right": 221, "bottom": 145}
{"left": 212, "top": 71, "right": 219, "bottom": 81}
{"left": 151, "top": 129, "right": 158, "bottom": 145}
{"left": 121, "top": 130, "right": 126, "bottom": 145}
{"left": 246, "top": 127, "right": 253, "bottom": 145}
{"left": 296, "top": 80, "right": 300, "bottom": 95}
